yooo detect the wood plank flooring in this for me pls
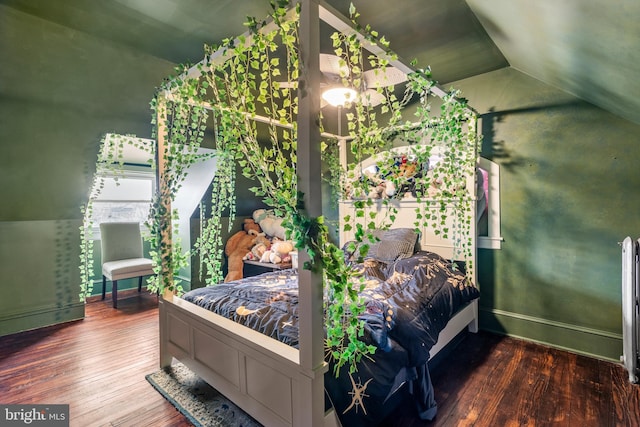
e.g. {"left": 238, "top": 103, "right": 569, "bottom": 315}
{"left": 0, "top": 292, "right": 638, "bottom": 427}
{"left": 0, "top": 292, "right": 190, "bottom": 427}
{"left": 386, "top": 330, "right": 640, "bottom": 427}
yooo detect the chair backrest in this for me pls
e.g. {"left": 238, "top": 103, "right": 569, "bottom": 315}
{"left": 100, "top": 222, "right": 144, "bottom": 264}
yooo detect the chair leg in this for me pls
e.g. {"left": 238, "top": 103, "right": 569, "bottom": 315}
{"left": 112, "top": 280, "right": 118, "bottom": 309}
{"left": 138, "top": 276, "right": 143, "bottom": 293}
{"left": 102, "top": 276, "right": 107, "bottom": 300}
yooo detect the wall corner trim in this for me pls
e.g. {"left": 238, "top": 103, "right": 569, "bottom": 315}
{"left": 479, "top": 307, "right": 622, "bottom": 363}
{"left": 0, "top": 303, "right": 85, "bottom": 337}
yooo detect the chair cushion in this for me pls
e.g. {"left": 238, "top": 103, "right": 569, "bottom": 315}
{"left": 103, "top": 258, "right": 154, "bottom": 281}
{"left": 100, "top": 222, "right": 144, "bottom": 263}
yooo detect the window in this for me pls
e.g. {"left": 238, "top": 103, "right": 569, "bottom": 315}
{"left": 85, "top": 133, "right": 155, "bottom": 239}
{"left": 89, "top": 167, "right": 155, "bottom": 234}
{"left": 477, "top": 157, "right": 503, "bottom": 249}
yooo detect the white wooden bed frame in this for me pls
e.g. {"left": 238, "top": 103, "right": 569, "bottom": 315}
{"left": 158, "top": 166, "right": 480, "bottom": 427}
{"left": 159, "top": 281, "right": 478, "bottom": 427}
{"left": 156, "top": 2, "right": 479, "bottom": 426}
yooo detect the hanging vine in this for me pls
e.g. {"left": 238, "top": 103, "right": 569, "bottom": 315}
{"left": 194, "top": 148, "right": 236, "bottom": 285}
{"left": 152, "top": 1, "right": 478, "bottom": 375}
{"left": 148, "top": 74, "right": 211, "bottom": 294}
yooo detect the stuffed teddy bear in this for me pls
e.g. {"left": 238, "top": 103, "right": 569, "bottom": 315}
{"left": 224, "top": 218, "right": 263, "bottom": 282}
{"left": 253, "top": 209, "right": 287, "bottom": 240}
{"left": 259, "top": 239, "right": 294, "bottom": 264}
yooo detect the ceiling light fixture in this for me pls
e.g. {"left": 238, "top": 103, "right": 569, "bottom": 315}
{"left": 321, "top": 86, "right": 358, "bottom": 107}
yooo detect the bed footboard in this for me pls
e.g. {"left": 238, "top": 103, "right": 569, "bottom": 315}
{"left": 159, "top": 294, "right": 478, "bottom": 427}
{"left": 159, "top": 296, "right": 338, "bottom": 427}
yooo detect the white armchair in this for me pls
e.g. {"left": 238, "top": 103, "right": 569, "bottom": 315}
{"left": 100, "top": 222, "right": 155, "bottom": 308}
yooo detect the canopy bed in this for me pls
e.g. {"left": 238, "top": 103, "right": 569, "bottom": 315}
{"left": 154, "top": 1, "right": 480, "bottom": 426}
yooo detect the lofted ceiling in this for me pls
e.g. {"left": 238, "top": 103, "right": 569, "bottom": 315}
{"left": 2, "top": 0, "right": 639, "bottom": 124}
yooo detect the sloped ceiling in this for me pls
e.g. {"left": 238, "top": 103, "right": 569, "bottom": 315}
{"left": 2, "top": 0, "right": 639, "bottom": 124}
{"left": 465, "top": 0, "right": 640, "bottom": 125}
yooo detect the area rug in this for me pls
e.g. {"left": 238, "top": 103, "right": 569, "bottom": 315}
{"left": 145, "top": 362, "right": 262, "bottom": 427}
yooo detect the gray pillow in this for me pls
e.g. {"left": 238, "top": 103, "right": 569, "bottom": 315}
{"left": 349, "top": 228, "right": 419, "bottom": 263}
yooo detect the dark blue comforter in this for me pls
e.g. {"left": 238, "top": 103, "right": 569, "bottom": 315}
{"left": 182, "top": 250, "right": 479, "bottom": 425}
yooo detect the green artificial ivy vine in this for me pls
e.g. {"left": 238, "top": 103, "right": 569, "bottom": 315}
{"left": 149, "top": 76, "right": 213, "bottom": 295}
{"left": 194, "top": 148, "right": 236, "bottom": 286}
{"left": 330, "top": 8, "right": 479, "bottom": 274}
{"left": 152, "top": 1, "right": 478, "bottom": 375}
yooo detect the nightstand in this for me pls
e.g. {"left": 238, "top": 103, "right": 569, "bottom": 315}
{"left": 243, "top": 260, "right": 292, "bottom": 277}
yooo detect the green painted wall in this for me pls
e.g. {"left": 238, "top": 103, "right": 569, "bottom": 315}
{"left": 1, "top": 4, "right": 638, "bottom": 364}
{"left": 453, "top": 67, "right": 640, "bottom": 361}
{"left": 0, "top": 6, "right": 174, "bottom": 335}
{"left": 0, "top": 220, "right": 83, "bottom": 335}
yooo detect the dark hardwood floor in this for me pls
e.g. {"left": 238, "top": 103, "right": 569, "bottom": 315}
{"left": 0, "top": 291, "right": 191, "bottom": 427}
{"left": 386, "top": 331, "right": 640, "bottom": 427}
{"left": 1, "top": 292, "right": 638, "bottom": 427}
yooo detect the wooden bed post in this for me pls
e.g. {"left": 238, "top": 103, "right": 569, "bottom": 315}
{"left": 155, "top": 93, "right": 174, "bottom": 294}
{"left": 156, "top": 93, "right": 176, "bottom": 369}
{"left": 296, "top": 0, "right": 327, "bottom": 425}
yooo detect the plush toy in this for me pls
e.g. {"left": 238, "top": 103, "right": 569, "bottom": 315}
{"left": 224, "top": 218, "right": 263, "bottom": 282}
{"left": 260, "top": 239, "right": 294, "bottom": 264}
{"left": 259, "top": 250, "right": 273, "bottom": 264}
{"left": 243, "top": 234, "right": 271, "bottom": 261}
{"left": 385, "top": 156, "right": 420, "bottom": 198}
{"left": 253, "top": 209, "right": 287, "bottom": 240}
{"left": 272, "top": 240, "right": 294, "bottom": 263}
{"left": 243, "top": 218, "right": 263, "bottom": 235}
{"left": 346, "top": 165, "right": 386, "bottom": 200}
{"left": 346, "top": 154, "right": 429, "bottom": 200}
{"left": 366, "top": 181, "right": 387, "bottom": 199}
{"left": 399, "top": 159, "right": 418, "bottom": 178}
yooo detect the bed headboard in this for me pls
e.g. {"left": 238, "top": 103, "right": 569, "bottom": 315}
{"left": 338, "top": 199, "right": 474, "bottom": 261}
{"left": 337, "top": 144, "right": 478, "bottom": 281}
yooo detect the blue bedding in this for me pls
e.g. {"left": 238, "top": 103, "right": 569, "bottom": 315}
{"left": 182, "top": 250, "right": 479, "bottom": 425}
